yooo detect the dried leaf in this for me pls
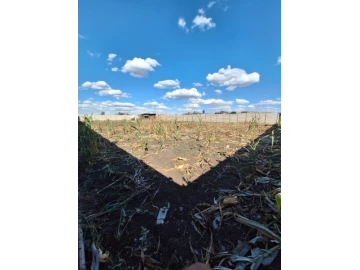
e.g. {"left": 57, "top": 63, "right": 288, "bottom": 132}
{"left": 222, "top": 196, "right": 238, "bottom": 205}
{"left": 99, "top": 251, "right": 110, "bottom": 263}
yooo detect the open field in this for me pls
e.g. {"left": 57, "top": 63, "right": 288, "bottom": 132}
{"left": 78, "top": 116, "right": 281, "bottom": 270}
{"left": 78, "top": 113, "right": 280, "bottom": 125}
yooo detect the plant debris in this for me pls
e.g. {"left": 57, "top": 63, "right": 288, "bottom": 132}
{"left": 79, "top": 117, "right": 281, "bottom": 270}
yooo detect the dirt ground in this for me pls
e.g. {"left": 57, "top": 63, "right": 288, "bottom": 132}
{"left": 78, "top": 118, "right": 281, "bottom": 270}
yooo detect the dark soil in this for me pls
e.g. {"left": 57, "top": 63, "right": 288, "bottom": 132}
{"left": 78, "top": 120, "right": 281, "bottom": 270}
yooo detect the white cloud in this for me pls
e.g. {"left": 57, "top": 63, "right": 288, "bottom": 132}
{"left": 121, "top": 57, "right": 161, "bottom": 78}
{"left": 277, "top": 56, "right": 281, "bottom": 64}
{"left": 80, "top": 81, "right": 130, "bottom": 99}
{"left": 143, "top": 101, "right": 170, "bottom": 109}
{"left": 260, "top": 106, "right": 280, "bottom": 113}
{"left": 87, "top": 51, "right": 100, "bottom": 57}
{"left": 154, "top": 79, "right": 180, "bottom": 89}
{"left": 111, "top": 67, "right": 119, "bottom": 72}
{"left": 178, "top": 17, "right": 186, "bottom": 28}
{"left": 208, "top": 1, "right": 216, "bottom": 8}
{"left": 178, "top": 107, "right": 202, "bottom": 112}
{"left": 98, "top": 89, "right": 129, "bottom": 99}
{"left": 178, "top": 17, "right": 189, "bottom": 33}
{"left": 185, "top": 103, "right": 200, "bottom": 108}
{"left": 237, "top": 105, "right": 247, "bottom": 112}
{"left": 79, "top": 100, "right": 149, "bottom": 114}
{"left": 192, "top": 15, "right": 216, "bottom": 30}
{"left": 256, "top": 100, "right": 281, "bottom": 106}
{"left": 206, "top": 65, "right": 260, "bottom": 90}
{"left": 198, "top": 8, "right": 205, "bottom": 14}
{"left": 212, "top": 105, "right": 232, "bottom": 111}
{"left": 224, "top": 6, "right": 229, "bottom": 11}
{"left": 163, "top": 88, "right": 203, "bottom": 99}
{"left": 215, "top": 90, "right": 222, "bottom": 94}
{"left": 107, "top": 53, "right": 117, "bottom": 61}
{"left": 193, "top": 82, "right": 203, "bottom": 87}
{"left": 188, "top": 98, "right": 233, "bottom": 106}
{"left": 248, "top": 104, "right": 255, "bottom": 108}
{"left": 235, "top": 99, "right": 250, "bottom": 105}
{"left": 79, "top": 34, "right": 85, "bottom": 39}
{"left": 81, "top": 81, "right": 109, "bottom": 90}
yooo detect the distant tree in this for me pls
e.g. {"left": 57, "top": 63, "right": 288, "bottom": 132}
{"left": 231, "top": 111, "right": 236, "bottom": 114}
{"left": 101, "top": 112, "right": 105, "bottom": 115}
{"left": 202, "top": 110, "right": 205, "bottom": 114}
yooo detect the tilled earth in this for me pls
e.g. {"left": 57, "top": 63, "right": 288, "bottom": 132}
{"left": 78, "top": 119, "right": 281, "bottom": 270}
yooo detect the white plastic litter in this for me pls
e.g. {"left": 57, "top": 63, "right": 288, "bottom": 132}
{"left": 156, "top": 203, "right": 170, "bottom": 225}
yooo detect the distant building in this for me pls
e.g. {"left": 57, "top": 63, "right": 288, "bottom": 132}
{"left": 139, "top": 113, "right": 156, "bottom": 119}
{"left": 215, "top": 111, "right": 230, "bottom": 114}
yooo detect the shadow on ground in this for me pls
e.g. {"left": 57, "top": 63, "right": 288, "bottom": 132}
{"left": 78, "top": 120, "right": 281, "bottom": 270}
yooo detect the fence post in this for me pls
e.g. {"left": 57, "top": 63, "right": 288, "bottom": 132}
{"left": 237, "top": 113, "right": 239, "bottom": 123}
{"left": 245, "top": 113, "right": 247, "bottom": 122}
{"left": 265, "top": 113, "right": 267, "bottom": 124}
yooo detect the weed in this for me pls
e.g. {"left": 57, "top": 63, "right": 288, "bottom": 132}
{"left": 270, "top": 130, "right": 275, "bottom": 149}
{"left": 130, "top": 118, "right": 147, "bottom": 151}
{"left": 154, "top": 121, "right": 166, "bottom": 148}
{"left": 196, "top": 115, "right": 203, "bottom": 141}
{"left": 97, "top": 124, "right": 102, "bottom": 134}
{"left": 121, "top": 119, "right": 129, "bottom": 134}
{"left": 78, "top": 114, "right": 99, "bottom": 161}
{"left": 172, "top": 118, "right": 180, "bottom": 140}
{"left": 105, "top": 119, "right": 114, "bottom": 135}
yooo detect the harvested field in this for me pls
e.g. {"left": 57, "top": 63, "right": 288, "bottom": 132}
{"left": 78, "top": 116, "right": 281, "bottom": 270}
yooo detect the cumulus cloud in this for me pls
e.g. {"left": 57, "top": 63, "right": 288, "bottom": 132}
{"left": 80, "top": 81, "right": 130, "bottom": 99}
{"left": 78, "top": 100, "right": 149, "bottom": 114}
{"left": 192, "top": 15, "right": 216, "bottom": 30}
{"left": 237, "top": 105, "right": 247, "bottom": 112}
{"left": 215, "top": 90, "right": 222, "bottom": 94}
{"left": 178, "top": 17, "right": 189, "bottom": 33}
{"left": 87, "top": 51, "right": 100, "bottom": 57}
{"left": 163, "top": 88, "right": 203, "bottom": 99}
{"left": 198, "top": 8, "right": 205, "bottom": 14}
{"left": 143, "top": 101, "right": 170, "bottom": 109}
{"left": 235, "top": 99, "right": 250, "bottom": 105}
{"left": 277, "top": 56, "right": 281, "bottom": 65}
{"left": 208, "top": 1, "right": 216, "bottom": 8}
{"left": 78, "top": 34, "right": 85, "bottom": 39}
{"left": 179, "top": 107, "right": 202, "bottom": 112}
{"left": 111, "top": 67, "right": 119, "bottom": 72}
{"left": 107, "top": 53, "right": 117, "bottom": 61}
{"left": 193, "top": 82, "right": 203, "bottom": 87}
{"left": 188, "top": 98, "right": 233, "bottom": 107}
{"left": 248, "top": 104, "right": 255, "bottom": 108}
{"left": 154, "top": 79, "right": 180, "bottom": 89}
{"left": 260, "top": 106, "right": 280, "bottom": 113}
{"left": 121, "top": 57, "right": 161, "bottom": 78}
{"left": 206, "top": 65, "right": 260, "bottom": 90}
{"left": 212, "top": 105, "right": 232, "bottom": 111}
{"left": 256, "top": 100, "right": 281, "bottom": 106}
{"left": 185, "top": 103, "right": 200, "bottom": 108}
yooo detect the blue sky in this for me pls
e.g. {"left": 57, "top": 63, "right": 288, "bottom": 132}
{"left": 78, "top": 0, "right": 281, "bottom": 115}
